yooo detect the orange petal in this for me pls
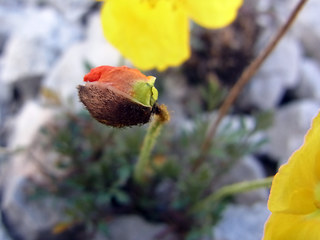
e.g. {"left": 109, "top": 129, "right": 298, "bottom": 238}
{"left": 83, "top": 66, "right": 114, "bottom": 82}
{"left": 83, "top": 66, "right": 151, "bottom": 96}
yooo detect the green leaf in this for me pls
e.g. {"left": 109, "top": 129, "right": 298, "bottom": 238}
{"left": 113, "top": 190, "right": 130, "bottom": 205}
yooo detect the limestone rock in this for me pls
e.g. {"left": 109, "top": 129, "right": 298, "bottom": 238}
{"left": 1, "top": 102, "right": 67, "bottom": 240}
{"left": 266, "top": 100, "right": 320, "bottom": 164}
{"left": 0, "top": 214, "right": 11, "bottom": 240}
{"left": 275, "top": 0, "right": 320, "bottom": 61}
{"left": 1, "top": 7, "right": 82, "bottom": 84}
{"left": 215, "top": 156, "right": 268, "bottom": 205}
{"left": 296, "top": 59, "right": 320, "bottom": 101}
{"left": 214, "top": 203, "right": 270, "bottom": 240}
{"left": 8, "top": 101, "right": 55, "bottom": 149}
{"left": 1, "top": 166, "right": 66, "bottom": 240}
{"left": 39, "top": 0, "right": 94, "bottom": 22}
{"left": 240, "top": 36, "right": 302, "bottom": 110}
{"left": 106, "top": 215, "right": 177, "bottom": 240}
{"left": 42, "top": 13, "right": 121, "bottom": 111}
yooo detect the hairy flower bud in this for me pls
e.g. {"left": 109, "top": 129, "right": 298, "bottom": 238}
{"left": 78, "top": 65, "right": 159, "bottom": 127}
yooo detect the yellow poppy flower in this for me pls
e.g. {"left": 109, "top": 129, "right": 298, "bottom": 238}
{"left": 100, "top": 0, "right": 243, "bottom": 71}
{"left": 263, "top": 111, "right": 320, "bottom": 240}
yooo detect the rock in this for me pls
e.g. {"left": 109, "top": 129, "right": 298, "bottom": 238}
{"left": 0, "top": 0, "right": 94, "bottom": 21}
{"left": 1, "top": 169, "right": 67, "bottom": 240}
{"left": 0, "top": 0, "right": 23, "bottom": 8}
{"left": 239, "top": 35, "right": 302, "bottom": 110}
{"left": 41, "top": 0, "right": 94, "bottom": 22}
{"left": 0, "top": 78, "right": 11, "bottom": 129}
{"left": 84, "top": 13, "right": 122, "bottom": 67}
{"left": 29, "top": 0, "right": 95, "bottom": 21}
{"left": 215, "top": 156, "right": 268, "bottom": 205}
{"left": 42, "top": 13, "right": 121, "bottom": 111}
{"left": 266, "top": 100, "right": 320, "bottom": 164}
{"left": 255, "top": 1, "right": 273, "bottom": 12}
{"left": 275, "top": 0, "right": 320, "bottom": 61}
{"left": 0, "top": 152, "right": 9, "bottom": 194}
{"left": 0, "top": 215, "right": 11, "bottom": 240}
{"left": 41, "top": 43, "right": 86, "bottom": 110}
{"left": 295, "top": 59, "right": 320, "bottom": 101}
{"left": 1, "top": 7, "right": 82, "bottom": 84}
{"left": 8, "top": 101, "right": 56, "bottom": 149}
{"left": 218, "top": 114, "right": 266, "bottom": 147}
{"left": 213, "top": 203, "right": 270, "bottom": 240}
{"left": 106, "top": 215, "right": 177, "bottom": 240}
{"left": 1, "top": 101, "right": 68, "bottom": 240}
{"left": 161, "top": 70, "right": 193, "bottom": 131}
{"left": 0, "top": 6, "right": 22, "bottom": 53}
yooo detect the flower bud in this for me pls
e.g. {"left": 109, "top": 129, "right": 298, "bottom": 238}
{"left": 78, "top": 65, "right": 159, "bottom": 127}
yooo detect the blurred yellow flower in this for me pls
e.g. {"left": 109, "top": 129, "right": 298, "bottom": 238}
{"left": 100, "top": 0, "right": 243, "bottom": 71}
{"left": 263, "top": 111, "right": 320, "bottom": 240}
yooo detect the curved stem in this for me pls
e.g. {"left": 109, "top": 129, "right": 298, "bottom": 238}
{"left": 134, "top": 104, "right": 170, "bottom": 184}
{"left": 192, "top": 0, "right": 309, "bottom": 172}
{"left": 191, "top": 176, "right": 273, "bottom": 213}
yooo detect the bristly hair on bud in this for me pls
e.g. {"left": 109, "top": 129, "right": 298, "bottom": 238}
{"left": 78, "top": 65, "right": 161, "bottom": 128}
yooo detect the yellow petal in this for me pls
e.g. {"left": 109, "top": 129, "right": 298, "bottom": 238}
{"left": 100, "top": 0, "right": 190, "bottom": 71}
{"left": 185, "top": 0, "right": 243, "bottom": 28}
{"left": 268, "top": 111, "right": 320, "bottom": 214}
{"left": 263, "top": 212, "right": 320, "bottom": 240}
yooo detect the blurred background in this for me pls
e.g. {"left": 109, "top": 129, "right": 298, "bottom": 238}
{"left": 0, "top": 0, "right": 320, "bottom": 240}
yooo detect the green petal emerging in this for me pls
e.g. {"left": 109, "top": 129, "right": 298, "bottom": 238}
{"left": 132, "top": 77, "right": 158, "bottom": 107}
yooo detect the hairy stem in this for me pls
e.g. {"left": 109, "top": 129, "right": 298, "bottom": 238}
{"left": 191, "top": 176, "right": 273, "bottom": 213}
{"left": 134, "top": 104, "right": 170, "bottom": 184}
{"left": 193, "top": 0, "right": 309, "bottom": 171}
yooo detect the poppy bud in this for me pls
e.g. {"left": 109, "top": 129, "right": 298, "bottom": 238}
{"left": 78, "top": 65, "right": 159, "bottom": 127}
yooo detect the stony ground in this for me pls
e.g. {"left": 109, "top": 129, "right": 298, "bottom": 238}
{"left": 1, "top": 0, "right": 320, "bottom": 240}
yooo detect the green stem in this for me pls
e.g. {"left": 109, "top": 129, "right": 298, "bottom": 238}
{"left": 134, "top": 104, "right": 170, "bottom": 184}
{"left": 191, "top": 176, "right": 273, "bottom": 213}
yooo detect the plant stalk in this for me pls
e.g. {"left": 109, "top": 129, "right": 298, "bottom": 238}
{"left": 191, "top": 176, "right": 273, "bottom": 213}
{"left": 134, "top": 104, "right": 170, "bottom": 184}
{"left": 193, "top": 0, "right": 309, "bottom": 172}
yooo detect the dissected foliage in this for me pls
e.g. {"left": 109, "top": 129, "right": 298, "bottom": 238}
{"left": 34, "top": 105, "right": 270, "bottom": 239}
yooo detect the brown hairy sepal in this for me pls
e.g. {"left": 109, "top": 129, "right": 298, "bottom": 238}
{"left": 78, "top": 82, "right": 153, "bottom": 128}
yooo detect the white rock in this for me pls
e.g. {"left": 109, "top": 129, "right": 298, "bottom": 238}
{"left": 0, "top": 0, "right": 94, "bottom": 21}
{"left": 31, "top": 0, "right": 94, "bottom": 21}
{"left": 41, "top": 42, "right": 86, "bottom": 110}
{"left": 241, "top": 76, "right": 284, "bottom": 110}
{"left": 8, "top": 101, "right": 55, "bottom": 149}
{"left": 1, "top": 103, "right": 67, "bottom": 240}
{"left": 2, "top": 162, "right": 66, "bottom": 240}
{"left": 107, "top": 215, "right": 176, "bottom": 240}
{"left": 275, "top": 0, "right": 320, "bottom": 61}
{"left": 255, "top": 0, "right": 273, "bottom": 12}
{"left": 1, "top": 36, "right": 50, "bottom": 83}
{"left": 266, "top": 100, "right": 320, "bottom": 164}
{"left": 296, "top": 59, "right": 320, "bottom": 101}
{"left": 0, "top": 0, "right": 22, "bottom": 7}
{"left": 214, "top": 203, "right": 270, "bottom": 240}
{"left": 44, "top": 0, "right": 94, "bottom": 22}
{"left": 0, "top": 6, "right": 23, "bottom": 50}
{"left": 1, "top": 7, "right": 82, "bottom": 84}
{"left": 215, "top": 156, "right": 268, "bottom": 205}
{"left": 241, "top": 35, "right": 302, "bottom": 110}
{"left": 42, "top": 13, "right": 121, "bottom": 111}
{"left": 84, "top": 13, "right": 121, "bottom": 67}
{"left": 218, "top": 114, "right": 266, "bottom": 146}
{"left": 0, "top": 215, "right": 11, "bottom": 240}
{"left": 0, "top": 78, "right": 10, "bottom": 104}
